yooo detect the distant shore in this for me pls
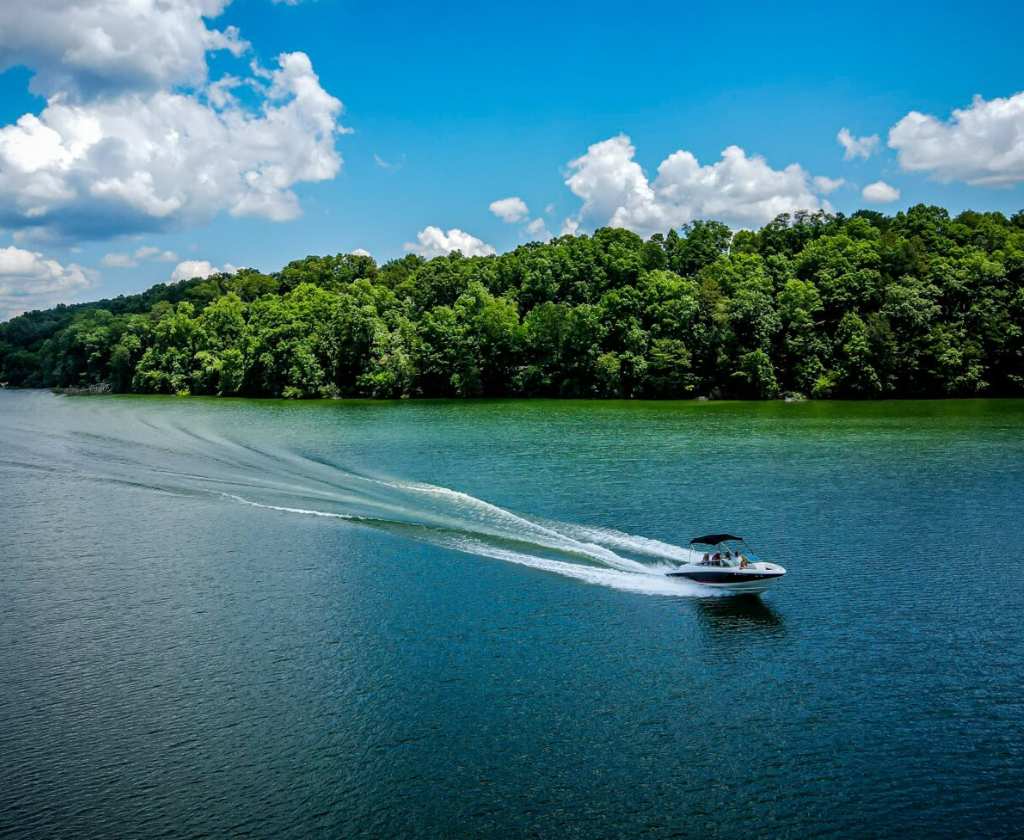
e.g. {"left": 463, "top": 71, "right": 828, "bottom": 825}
{"left": 4, "top": 208, "right": 1023, "bottom": 402}
{"left": 7, "top": 386, "right": 1019, "bottom": 404}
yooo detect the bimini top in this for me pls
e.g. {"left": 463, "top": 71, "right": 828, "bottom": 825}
{"left": 690, "top": 533, "right": 744, "bottom": 546}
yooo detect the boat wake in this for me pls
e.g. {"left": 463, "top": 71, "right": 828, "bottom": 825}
{"left": 211, "top": 462, "right": 713, "bottom": 597}
{"left": 5, "top": 403, "right": 714, "bottom": 598}
{"left": 220, "top": 489, "right": 709, "bottom": 597}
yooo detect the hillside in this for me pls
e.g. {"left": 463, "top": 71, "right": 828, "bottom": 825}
{"left": 2, "top": 205, "right": 1023, "bottom": 399}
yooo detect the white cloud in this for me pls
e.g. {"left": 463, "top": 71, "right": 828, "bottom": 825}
{"left": 373, "top": 153, "right": 404, "bottom": 171}
{"left": 813, "top": 176, "right": 845, "bottom": 194}
{"left": 0, "top": 246, "right": 92, "bottom": 319}
{"left": 0, "top": 2, "right": 347, "bottom": 243}
{"left": 489, "top": 196, "right": 529, "bottom": 223}
{"left": 524, "top": 217, "right": 551, "bottom": 240}
{"left": 563, "top": 134, "right": 830, "bottom": 236}
{"left": 0, "top": 52, "right": 346, "bottom": 241}
{"left": 837, "top": 128, "right": 880, "bottom": 160}
{"left": 490, "top": 197, "right": 552, "bottom": 240}
{"left": 136, "top": 246, "right": 178, "bottom": 262}
{"left": 888, "top": 92, "right": 1024, "bottom": 186}
{"left": 170, "top": 259, "right": 238, "bottom": 283}
{"left": 350, "top": 248, "right": 372, "bottom": 257}
{"left": 404, "top": 227, "right": 496, "bottom": 258}
{"left": 100, "top": 252, "right": 137, "bottom": 269}
{"left": 862, "top": 180, "right": 900, "bottom": 203}
{"left": 101, "top": 245, "right": 178, "bottom": 268}
{"left": 0, "top": 1, "right": 246, "bottom": 101}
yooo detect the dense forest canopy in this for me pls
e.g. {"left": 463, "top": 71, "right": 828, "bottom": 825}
{"left": 2, "top": 205, "right": 1023, "bottom": 399}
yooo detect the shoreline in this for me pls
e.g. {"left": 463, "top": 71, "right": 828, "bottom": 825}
{"left": 16, "top": 387, "right": 1023, "bottom": 404}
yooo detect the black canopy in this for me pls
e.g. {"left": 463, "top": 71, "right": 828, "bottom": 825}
{"left": 690, "top": 533, "right": 743, "bottom": 546}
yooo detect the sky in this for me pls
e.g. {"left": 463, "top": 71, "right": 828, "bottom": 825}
{"left": 1, "top": 0, "right": 1023, "bottom": 319}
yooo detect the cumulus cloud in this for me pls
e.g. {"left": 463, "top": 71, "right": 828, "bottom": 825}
{"left": 0, "top": 52, "right": 346, "bottom": 241}
{"left": 524, "top": 217, "right": 552, "bottom": 240}
{"left": 350, "top": 248, "right": 372, "bottom": 258}
{"left": 169, "top": 259, "right": 238, "bottom": 283}
{"left": 0, "top": 1, "right": 246, "bottom": 100}
{"left": 101, "top": 245, "right": 178, "bottom": 268}
{"left": 490, "top": 197, "right": 552, "bottom": 240}
{"left": 563, "top": 134, "right": 830, "bottom": 236}
{"left": 837, "top": 128, "right": 880, "bottom": 160}
{"left": 888, "top": 92, "right": 1024, "bottom": 186}
{"left": 862, "top": 181, "right": 900, "bottom": 203}
{"left": 0, "top": 2, "right": 348, "bottom": 243}
{"left": 0, "top": 246, "right": 92, "bottom": 320}
{"left": 404, "top": 227, "right": 496, "bottom": 258}
{"left": 813, "top": 176, "right": 845, "bottom": 194}
{"left": 489, "top": 196, "right": 530, "bottom": 223}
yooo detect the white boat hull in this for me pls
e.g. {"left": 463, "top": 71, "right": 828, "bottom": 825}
{"left": 666, "top": 562, "right": 786, "bottom": 594}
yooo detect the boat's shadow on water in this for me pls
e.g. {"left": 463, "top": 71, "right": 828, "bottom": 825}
{"left": 693, "top": 595, "right": 786, "bottom": 638}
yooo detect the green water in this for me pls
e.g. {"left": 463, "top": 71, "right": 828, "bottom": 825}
{"left": 2, "top": 392, "right": 1023, "bottom": 837}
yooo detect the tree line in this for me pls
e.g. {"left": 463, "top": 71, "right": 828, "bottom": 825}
{"left": 2, "top": 205, "right": 1023, "bottom": 399}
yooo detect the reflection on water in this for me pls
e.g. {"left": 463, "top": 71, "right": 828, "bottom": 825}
{"left": 693, "top": 594, "right": 785, "bottom": 637}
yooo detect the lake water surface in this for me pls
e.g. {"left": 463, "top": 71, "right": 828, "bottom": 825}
{"left": 2, "top": 391, "right": 1023, "bottom": 838}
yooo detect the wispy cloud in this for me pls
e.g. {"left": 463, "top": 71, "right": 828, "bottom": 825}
{"left": 374, "top": 153, "right": 406, "bottom": 171}
{"left": 101, "top": 246, "right": 178, "bottom": 269}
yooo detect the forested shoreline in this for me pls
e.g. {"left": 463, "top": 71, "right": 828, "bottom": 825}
{"left": 2, "top": 205, "right": 1023, "bottom": 399}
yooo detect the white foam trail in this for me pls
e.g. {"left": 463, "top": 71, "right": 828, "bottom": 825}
{"left": 550, "top": 521, "right": 704, "bottom": 565}
{"left": 371, "top": 477, "right": 652, "bottom": 573}
{"left": 222, "top": 493, "right": 358, "bottom": 521}
{"left": 39, "top": 411, "right": 713, "bottom": 597}
{"left": 220, "top": 491, "right": 720, "bottom": 598}
{"left": 435, "top": 536, "right": 715, "bottom": 597}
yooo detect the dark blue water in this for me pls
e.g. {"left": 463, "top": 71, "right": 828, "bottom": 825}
{"left": 1, "top": 391, "right": 1022, "bottom": 837}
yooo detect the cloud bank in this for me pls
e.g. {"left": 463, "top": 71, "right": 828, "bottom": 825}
{"left": 0, "top": 0, "right": 245, "bottom": 100}
{"left": 0, "top": 1, "right": 348, "bottom": 242}
{"left": 562, "top": 135, "right": 834, "bottom": 236}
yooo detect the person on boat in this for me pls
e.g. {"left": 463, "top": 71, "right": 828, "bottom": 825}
{"left": 739, "top": 554, "right": 749, "bottom": 569}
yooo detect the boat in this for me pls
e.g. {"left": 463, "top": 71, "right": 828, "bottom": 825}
{"left": 666, "top": 534, "right": 786, "bottom": 594}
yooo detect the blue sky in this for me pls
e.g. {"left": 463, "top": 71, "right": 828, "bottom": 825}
{"left": 0, "top": 0, "right": 1022, "bottom": 317}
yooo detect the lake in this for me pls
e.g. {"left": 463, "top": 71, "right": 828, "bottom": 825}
{"left": 1, "top": 391, "right": 1022, "bottom": 838}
